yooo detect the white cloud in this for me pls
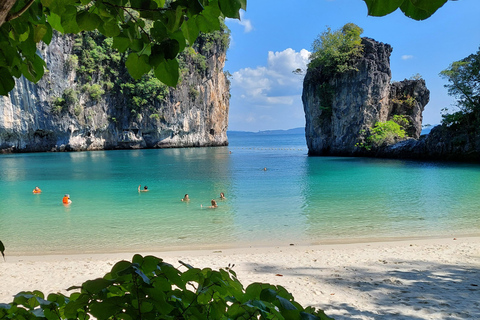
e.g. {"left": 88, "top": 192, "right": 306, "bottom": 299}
{"left": 227, "top": 11, "right": 253, "bottom": 33}
{"left": 402, "top": 55, "right": 414, "bottom": 60}
{"left": 229, "top": 48, "right": 310, "bottom": 131}
{"left": 231, "top": 48, "right": 310, "bottom": 104}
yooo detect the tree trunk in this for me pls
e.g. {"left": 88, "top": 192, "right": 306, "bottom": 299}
{"left": 0, "top": 0, "right": 17, "bottom": 27}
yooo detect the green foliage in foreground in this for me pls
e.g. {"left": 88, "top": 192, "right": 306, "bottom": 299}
{"left": 362, "top": 0, "right": 448, "bottom": 21}
{"left": 0, "top": 254, "right": 333, "bottom": 320}
{"left": 356, "top": 115, "right": 409, "bottom": 150}
{"left": 308, "top": 23, "right": 364, "bottom": 75}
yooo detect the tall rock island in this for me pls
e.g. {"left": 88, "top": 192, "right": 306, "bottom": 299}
{"left": 0, "top": 30, "right": 230, "bottom": 152}
{"left": 302, "top": 37, "right": 430, "bottom": 157}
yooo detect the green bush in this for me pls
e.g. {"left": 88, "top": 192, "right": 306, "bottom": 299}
{"left": 308, "top": 23, "right": 364, "bottom": 75}
{"left": 83, "top": 84, "right": 105, "bottom": 101}
{"left": 0, "top": 255, "right": 332, "bottom": 320}
{"left": 357, "top": 116, "right": 409, "bottom": 150}
{"left": 50, "top": 97, "right": 65, "bottom": 114}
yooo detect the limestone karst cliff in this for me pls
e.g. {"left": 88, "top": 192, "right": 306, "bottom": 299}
{"left": 0, "top": 30, "right": 230, "bottom": 152}
{"left": 302, "top": 37, "right": 430, "bottom": 157}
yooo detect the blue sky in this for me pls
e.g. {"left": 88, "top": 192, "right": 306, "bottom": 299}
{"left": 224, "top": 0, "right": 480, "bottom": 132}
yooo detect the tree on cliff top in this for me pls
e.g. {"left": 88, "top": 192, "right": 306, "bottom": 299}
{"left": 308, "top": 23, "right": 364, "bottom": 75}
{"left": 440, "top": 47, "right": 480, "bottom": 127}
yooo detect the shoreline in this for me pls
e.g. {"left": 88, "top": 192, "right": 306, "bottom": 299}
{"left": 1, "top": 236, "right": 479, "bottom": 319}
{"left": 6, "top": 232, "right": 480, "bottom": 257}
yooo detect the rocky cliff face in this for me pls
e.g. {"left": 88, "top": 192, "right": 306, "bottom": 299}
{"left": 380, "top": 124, "right": 480, "bottom": 161}
{"left": 302, "top": 37, "right": 430, "bottom": 156}
{"left": 0, "top": 32, "right": 229, "bottom": 152}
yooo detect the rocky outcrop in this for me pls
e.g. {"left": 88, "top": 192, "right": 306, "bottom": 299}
{"left": 0, "top": 32, "right": 229, "bottom": 152}
{"left": 302, "top": 37, "right": 430, "bottom": 156}
{"left": 379, "top": 124, "right": 480, "bottom": 162}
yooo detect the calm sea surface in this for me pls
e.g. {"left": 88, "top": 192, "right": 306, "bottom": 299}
{"left": 1, "top": 131, "right": 480, "bottom": 255}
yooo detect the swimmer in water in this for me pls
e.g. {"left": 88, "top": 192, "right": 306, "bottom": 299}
{"left": 220, "top": 192, "right": 226, "bottom": 200}
{"left": 201, "top": 199, "right": 218, "bottom": 209}
{"left": 138, "top": 185, "right": 149, "bottom": 192}
{"left": 62, "top": 194, "right": 72, "bottom": 205}
{"left": 181, "top": 194, "right": 190, "bottom": 201}
{"left": 32, "top": 186, "right": 42, "bottom": 194}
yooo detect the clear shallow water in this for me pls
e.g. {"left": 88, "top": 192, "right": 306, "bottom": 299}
{"left": 1, "top": 132, "right": 480, "bottom": 255}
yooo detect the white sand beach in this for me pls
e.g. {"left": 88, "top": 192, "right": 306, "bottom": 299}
{"left": 1, "top": 237, "right": 479, "bottom": 319}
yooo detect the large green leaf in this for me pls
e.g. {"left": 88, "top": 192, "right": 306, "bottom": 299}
{"left": 126, "top": 53, "right": 151, "bottom": 80}
{"left": 43, "top": 23, "right": 53, "bottom": 45}
{"left": 20, "top": 54, "right": 46, "bottom": 82}
{"left": 112, "top": 36, "right": 131, "bottom": 52}
{"left": 151, "top": 21, "right": 168, "bottom": 42}
{"left": 170, "top": 29, "right": 186, "bottom": 53}
{"left": 61, "top": 5, "right": 80, "bottom": 33}
{"left": 76, "top": 11, "right": 102, "bottom": 31}
{"left": 89, "top": 300, "right": 119, "bottom": 319}
{"left": 218, "top": 0, "right": 242, "bottom": 19}
{"left": 363, "top": 0, "right": 404, "bottom": 17}
{"left": 82, "top": 278, "right": 112, "bottom": 294}
{"left": 181, "top": 15, "right": 200, "bottom": 45}
{"left": 400, "top": 0, "right": 447, "bottom": 20}
{"left": 410, "top": 0, "right": 447, "bottom": 11}
{"left": 47, "top": 13, "right": 64, "bottom": 33}
{"left": 160, "top": 39, "right": 180, "bottom": 60}
{"left": 196, "top": 3, "right": 221, "bottom": 32}
{"left": 99, "top": 19, "right": 121, "bottom": 37}
{"left": 33, "top": 25, "right": 48, "bottom": 43}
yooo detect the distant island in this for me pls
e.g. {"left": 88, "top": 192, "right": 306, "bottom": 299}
{"left": 228, "top": 127, "right": 305, "bottom": 135}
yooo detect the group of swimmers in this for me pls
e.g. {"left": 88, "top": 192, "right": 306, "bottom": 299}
{"left": 32, "top": 186, "right": 72, "bottom": 205}
{"left": 33, "top": 185, "right": 224, "bottom": 208}
{"left": 182, "top": 192, "right": 226, "bottom": 209}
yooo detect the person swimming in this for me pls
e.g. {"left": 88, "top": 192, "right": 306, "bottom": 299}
{"left": 32, "top": 186, "right": 42, "bottom": 194}
{"left": 138, "top": 185, "right": 149, "bottom": 192}
{"left": 201, "top": 199, "right": 218, "bottom": 209}
{"left": 62, "top": 194, "right": 72, "bottom": 205}
{"left": 220, "top": 192, "right": 226, "bottom": 200}
{"left": 181, "top": 194, "right": 190, "bottom": 201}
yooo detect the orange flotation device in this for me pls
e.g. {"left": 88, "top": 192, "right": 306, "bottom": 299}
{"left": 62, "top": 196, "right": 70, "bottom": 204}
{"left": 33, "top": 190, "right": 41, "bottom": 194}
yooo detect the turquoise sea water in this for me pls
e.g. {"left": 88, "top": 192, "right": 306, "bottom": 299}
{"left": 1, "top": 132, "right": 480, "bottom": 255}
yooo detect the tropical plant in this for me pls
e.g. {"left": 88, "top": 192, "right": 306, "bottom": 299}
{"left": 0, "top": 254, "right": 333, "bottom": 320}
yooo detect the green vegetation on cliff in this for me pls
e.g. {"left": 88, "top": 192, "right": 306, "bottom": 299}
{"left": 308, "top": 23, "right": 364, "bottom": 75}
{"left": 50, "top": 23, "right": 229, "bottom": 116}
{"left": 356, "top": 115, "right": 410, "bottom": 150}
{"left": 308, "top": 23, "right": 364, "bottom": 114}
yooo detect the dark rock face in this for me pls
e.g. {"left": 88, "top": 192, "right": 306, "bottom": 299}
{"left": 0, "top": 33, "right": 229, "bottom": 152}
{"left": 379, "top": 125, "right": 480, "bottom": 162}
{"left": 303, "top": 37, "right": 430, "bottom": 157}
